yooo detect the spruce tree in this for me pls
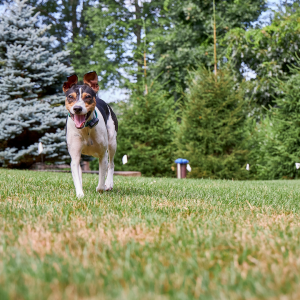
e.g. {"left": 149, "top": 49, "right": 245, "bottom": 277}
{"left": 176, "top": 66, "right": 248, "bottom": 179}
{"left": 114, "top": 79, "right": 176, "bottom": 177}
{"left": 0, "top": 0, "right": 73, "bottom": 168}
{"left": 248, "top": 64, "right": 300, "bottom": 180}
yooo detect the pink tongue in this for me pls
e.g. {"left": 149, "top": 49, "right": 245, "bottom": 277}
{"left": 74, "top": 114, "right": 86, "bottom": 128}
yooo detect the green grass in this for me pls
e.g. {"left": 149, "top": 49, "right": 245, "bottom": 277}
{"left": 1, "top": 169, "right": 300, "bottom": 299}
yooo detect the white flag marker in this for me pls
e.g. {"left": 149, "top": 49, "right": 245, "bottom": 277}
{"left": 38, "top": 142, "right": 43, "bottom": 154}
{"left": 296, "top": 163, "right": 300, "bottom": 170}
{"left": 246, "top": 164, "right": 250, "bottom": 171}
{"left": 187, "top": 164, "right": 192, "bottom": 172}
{"left": 122, "top": 155, "right": 128, "bottom": 165}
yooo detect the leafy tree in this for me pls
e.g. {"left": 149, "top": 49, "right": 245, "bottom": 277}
{"left": 225, "top": 1, "right": 300, "bottom": 107}
{"left": 113, "top": 78, "right": 175, "bottom": 177}
{"left": 153, "top": 0, "right": 267, "bottom": 95}
{"left": 0, "top": 0, "right": 73, "bottom": 168}
{"left": 176, "top": 66, "right": 248, "bottom": 179}
{"left": 69, "top": 0, "right": 167, "bottom": 89}
{"left": 71, "top": 0, "right": 266, "bottom": 91}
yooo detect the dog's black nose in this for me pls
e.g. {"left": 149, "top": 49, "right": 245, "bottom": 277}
{"left": 73, "top": 106, "right": 83, "bottom": 113}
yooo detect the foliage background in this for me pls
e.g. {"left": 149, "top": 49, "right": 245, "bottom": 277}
{"left": 2, "top": 0, "right": 300, "bottom": 179}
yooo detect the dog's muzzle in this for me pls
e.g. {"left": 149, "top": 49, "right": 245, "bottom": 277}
{"left": 69, "top": 111, "right": 92, "bottom": 129}
{"left": 68, "top": 111, "right": 99, "bottom": 129}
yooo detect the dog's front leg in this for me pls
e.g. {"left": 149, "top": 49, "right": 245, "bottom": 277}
{"left": 78, "top": 163, "right": 83, "bottom": 187}
{"left": 96, "top": 152, "right": 108, "bottom": 193}
{"left": 68, "top": 143, "right": 84, "bottom": 198}
{"left": 71, "top": 156, "right": 84, "bottom": 198}
{"left": 105, "top": 137, "right": 117, "bottom": 191}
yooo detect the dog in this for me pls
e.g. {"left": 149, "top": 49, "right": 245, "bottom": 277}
{"left": 63, "top": 71, "right": 118, "bottom": 198}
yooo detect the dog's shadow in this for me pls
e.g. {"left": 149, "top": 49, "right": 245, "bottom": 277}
{"left": 82, "top": 175, "right": 188, "bottom": 201}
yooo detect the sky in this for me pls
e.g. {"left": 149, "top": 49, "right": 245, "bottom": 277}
{"left": 258, "top": 0, "right": 287, "bottom": 24}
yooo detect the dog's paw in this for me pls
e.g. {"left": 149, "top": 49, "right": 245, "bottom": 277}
{"left": 105, "top": 179, "right": 113, "bottom": 191}
{"left": 77, "top": 192, "right": 84, "bottom": 198}
{"left": 105, "top": 185, "right": 113, "bottom": 191}
{"left": 96, "top": 187, "right": 104, "bottom": 194}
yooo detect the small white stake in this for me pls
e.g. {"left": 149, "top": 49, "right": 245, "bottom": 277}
{"left": 187, "top": 164, "right": 192, "bottom": 172}
{"left": 246, "top": 164, "right": 250, "bottom": 171}
{"left": 38, "top": 142, "right": 43, "bottom": 154}
{"left": 122, "top": 155, "right": 128, "bottom": 165}
{"left": 296, "top": 163, "right": 300, "bottom": 170}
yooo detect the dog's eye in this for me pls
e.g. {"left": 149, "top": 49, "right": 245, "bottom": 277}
{"left": 68, "top": 95, "right": 74, "bottom": 99}
{"left": 85, "top": 95, "right": 92, "bottom": 99}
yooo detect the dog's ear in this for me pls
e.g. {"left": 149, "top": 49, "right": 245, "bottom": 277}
{"left": 83, "top": 71, "right": 99, "bottom": 92}
{"left": 63, "top": 74, "right": 78, "bottom": 93}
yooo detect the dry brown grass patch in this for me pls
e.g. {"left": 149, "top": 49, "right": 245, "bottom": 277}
{"left": 13, "top": 217, "right": 175, "bottom": 259}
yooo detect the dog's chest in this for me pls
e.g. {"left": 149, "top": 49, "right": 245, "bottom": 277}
{"left": 67, "top": 121, "right": 108, "bottom": 158}
{"left": 81, "top": 130, "right": 106, "bottom": 157}
{"left": 82, "top": 135, "right": 95, "bottom": 151}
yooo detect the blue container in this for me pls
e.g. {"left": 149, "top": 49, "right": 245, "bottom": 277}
{"left": 174, "top": 158, "right": 189, "bottom": 164}
{"left": 175, "top": 158, "right": 189, "bottom": 178}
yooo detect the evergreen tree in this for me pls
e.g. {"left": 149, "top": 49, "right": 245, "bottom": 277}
{"left": 248, "top": 64, "right": 300, "bottom": 180}
{"left": 176, "top": 66, "right": 248, "bottom": 179}
{"left": 0, "top": 0, "right": 73, "bottom": 168}
{"left": 114, "top": 79, "right": 176, "bottom": 177}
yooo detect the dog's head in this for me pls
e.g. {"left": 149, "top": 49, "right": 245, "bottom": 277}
{"left": 63, "top": 72, "right": 100, "bottom": 129}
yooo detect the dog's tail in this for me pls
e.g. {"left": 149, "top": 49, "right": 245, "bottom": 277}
{"left": 107, "top": 104, "right": 118, "bottom": 133}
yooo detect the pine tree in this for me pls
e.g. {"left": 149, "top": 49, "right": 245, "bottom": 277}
{"left": 176, "top": 66, "right": 248, "bottom": 179}
{"left": 113, "top": 79, "right": 176, "bottom": 177}
{"left": 248, "top": 64, "right": 300, "bottom": 180}
{"left": 0, "top": 0, "right": 73, "bottom": 168}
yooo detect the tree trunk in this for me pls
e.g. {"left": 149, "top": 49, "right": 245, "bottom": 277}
{"left": 71, "top": 0, "right": 79, "bottom": 42}
{"left": 134, "top": 0, "right": 143, "bottom": 83}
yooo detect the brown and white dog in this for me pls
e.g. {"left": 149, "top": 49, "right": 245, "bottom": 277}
{"left": 63, "top": 71, "right": 118, "bottom": 198}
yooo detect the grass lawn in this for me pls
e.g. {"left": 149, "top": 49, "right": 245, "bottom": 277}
{"left": 1, "top": 169, "right": 300, "bottom": 299}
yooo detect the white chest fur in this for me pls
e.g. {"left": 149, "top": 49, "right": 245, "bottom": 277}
{"left": 66, "top": 108, "right": 108, "bottom": 159}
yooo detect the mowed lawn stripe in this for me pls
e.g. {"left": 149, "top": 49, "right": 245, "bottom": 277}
{"left": 1, "top": 169, "right": 300, "bottom": 300}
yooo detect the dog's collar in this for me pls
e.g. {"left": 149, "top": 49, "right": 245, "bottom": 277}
{"left": 68, "top": 111, "right": 99, "bottom": 129}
